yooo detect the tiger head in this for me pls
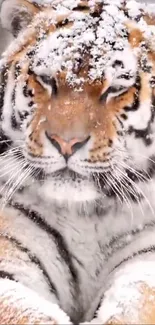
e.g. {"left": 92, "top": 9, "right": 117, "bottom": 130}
{"left": 0, "top": 0, "right": 155, "bottom": 208}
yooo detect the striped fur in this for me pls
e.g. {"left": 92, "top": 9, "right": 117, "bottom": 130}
{"left": 0, "top": 0, "right": 155, "bottom": 324}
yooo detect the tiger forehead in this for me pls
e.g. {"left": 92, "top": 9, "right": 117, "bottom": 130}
{"left": 5, "top": 0, "right": 155, "bottom": 91}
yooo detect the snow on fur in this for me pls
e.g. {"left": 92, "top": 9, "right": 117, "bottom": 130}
{"left": 1, "top": 0, "right": 155, "bottom": 90}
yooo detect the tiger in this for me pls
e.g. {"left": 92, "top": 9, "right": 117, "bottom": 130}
{"left": 0, "top": 0, "right": 155, "bottom": 323}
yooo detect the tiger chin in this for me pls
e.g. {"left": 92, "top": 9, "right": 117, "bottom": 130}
{"left": 0, "top": 0, "right": 155, "bottom": 324}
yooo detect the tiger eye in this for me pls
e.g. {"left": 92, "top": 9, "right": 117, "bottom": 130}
{"left": 39, "top": 75, "right": 58, "bottom": 95}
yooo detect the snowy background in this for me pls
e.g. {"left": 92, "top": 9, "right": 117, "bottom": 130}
{"left": 0, "top": 0, "right": 154, "bottom": 55}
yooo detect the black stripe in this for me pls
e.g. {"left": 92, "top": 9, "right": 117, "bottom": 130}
{"left": 124, "top": 75, "right": 141, "bottom": 112}
{"left": 23, "top": 83, "right": 29, "bottom": 97}
{"left": 11, "top": 88, "right": 20, "bottom": 130}
{"left": 105, "top": 221, "right": 155, "bottom": 262}
{"left": 109, "top": 86, "right": 126, "bottom": 94}
{"left": 151, "top": 94, "right": 155, "bottom": 120}
{"left": 93, "top": 298, "right": 103, "bottom": 319}
{"left": 28, "top": 1, "right": 40, "bottom": 9}
{"left": 112, "top": 60, "right": 124, "bottom": 69}
{"left": 23, "top": 81, "right": 34, "bottom": 98}
{"left": 140, "top": 57, "right": 152, "bottom": 73}
{"left": 118, "top": 73, "right": 134, "bottom": 80}
{"left": 0, "top": 131, "right": 12, "bottom": 155}
{"left": 100, "top": 86, "right": 127, "bottom": 102}
{"left": 9, "top": 202, "right": 79, "bottom": 287}
{"left": 127, "top": 92, "right": 155, "bottom": 146}
{"left": 0, "top": 65, "right": 9, "bottom": 119}
{"left": 12, "top": 87, "right": 16, "bottom": 107}
{"left": 128, "top": 126, "right": 153, "bottom": 146}
{"left": 14, "top": 62, "right": 21, "bottom": 79}
{"left": 10, "top": 65, "right": 21, "bottom": 130}
{"left": 0, "top": 270, "right": 15, "bottom": 281}
{"left": 73, "top": 5, "right": 89, "bottom": 11}
{"left": 124, "top": 92, "right": 139, "bottom": 112}
{"left": 11, "top": 112, "right": 18, "bottom": 129}
{"left": 0, "top": 234, "right": 58, "bottom": 297}
{"left": 56, "top": 18, "right": 70, "bottom": 28}
{"left": 150, "top": 76, "right": 155, "bottom": 88}
{"left": 114, "top": 245, "right": 155, "bottom": 271}
{"left": 27, "top": 50, "right": 36, "bottom": 59}
{"left": 100, "top": 88, "right": 110, "bottom": 103}
{"left": 120, "top": 113, "right": 128, "bottom": 120}
{"left": 147, "top": 155, "right": 155, "bottom": 179}
{"left": 39, "top": 76, "right": 58, "bottom": 96}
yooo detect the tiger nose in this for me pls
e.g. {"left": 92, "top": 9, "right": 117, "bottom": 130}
{"left": 46, "top": 132, "right": 90, "bottom": 160}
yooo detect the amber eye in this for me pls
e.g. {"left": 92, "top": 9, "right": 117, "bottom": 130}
{"left": 39, "top": 75, "right": 58, "bottom": 95}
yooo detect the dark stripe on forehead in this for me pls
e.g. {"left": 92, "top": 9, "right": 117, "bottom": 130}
{"left": 73, "top": 5, "right": 89, "bottom": 11}
{"left": 117, "top": 73, "right": 134, "bottom": 80}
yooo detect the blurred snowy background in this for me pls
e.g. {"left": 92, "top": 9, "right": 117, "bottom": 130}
{"left": 0, "top": 0, "right": 154, "bottom": 55}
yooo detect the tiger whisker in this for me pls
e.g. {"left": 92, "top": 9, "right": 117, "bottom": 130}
{"left": 0, "top": 147, "right": 24, "bottom": 161}
{"left": 115, "top": 165, "right": 155, "bottom": 217}
{"left": 3, "top": 165, "right": 32, "bottom": 205}
{"left": 99, "top": 172, "right": 123, "bottom": 204}
{"left": 116, "top": 146, "right": 155, "bottom": 167}
{"left": 0, "top": 161, "right": 28, "bottom": 198}
{"left": 113, "top": 158, "right": 150, "bottom": 183}
{"left": 113, "top": 166, "right": 145, "bottom": 217}
{"left": 1, "top": 162, "right": 31, "bottom": 208}
{"left": 108, "top": 171, "right": 134, "bottom": 221}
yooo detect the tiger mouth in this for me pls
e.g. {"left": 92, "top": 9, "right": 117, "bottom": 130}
{"left": 23, "top": 154, "right": 153, "bottom": 203}
{"left": 32, "top": 166, "right": 87, "bottom": 181}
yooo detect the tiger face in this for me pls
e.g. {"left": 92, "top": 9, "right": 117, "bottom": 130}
{"left": 1, "top": 0, "right": 155, "bottom": 205}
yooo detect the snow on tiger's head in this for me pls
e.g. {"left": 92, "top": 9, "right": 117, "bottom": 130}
{"left": 0, "top": 0, "right": 155, "bottom": 204}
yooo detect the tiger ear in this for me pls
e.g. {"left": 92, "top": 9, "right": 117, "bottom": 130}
{"left": 0, "top": 0, "right": 39, "bottom": 37}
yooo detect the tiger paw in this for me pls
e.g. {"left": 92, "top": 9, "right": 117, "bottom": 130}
{"left": 0, "top": 279, "right": 72, "bottom": 325}
{"left": 90, "top": 261, "right": 155, "bottom": 325}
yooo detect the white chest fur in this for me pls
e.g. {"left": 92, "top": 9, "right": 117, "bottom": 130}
{"left": 1, "top": 176, "right": 155, "bottom": 321}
